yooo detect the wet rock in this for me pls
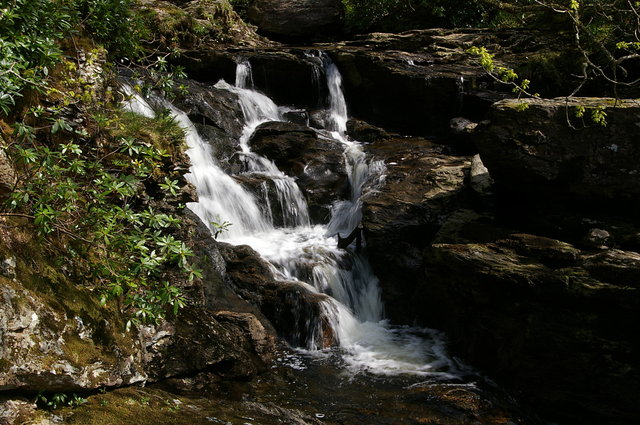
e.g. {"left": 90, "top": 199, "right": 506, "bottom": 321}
{"left": 247, "top": 0, "right": 344, "bottom": 41}
{"left": 308, "top": 110, "right": 329, "bottom": 130}
{"left": 418, "top": 233, "right": 640, "bottom": 425}
{"left": 361, "top": 137, "right": 471, "bottom": 320}
{"left": 346, "top": 119, "right": 390, "bottom": 143}
{"left": 327, "top": 29, "right": 569, "bottom": 136}
{"left": 249, "top": 122, "right": 318, "bottom": 169}
{"left": 475, "top": 97, "right": 640, "bottom": 209}
{"left": 330, "top": 48, "right": 469, "bottom": 137}
{"left": 248, "top": 121, "right": 348, "bottom": 223}
{"left": 59, "top": 385, "right": 328, "bottom": 425}
{"left": 172, "top": 80, "right": 245, "bottom": 170}
{"left": 180, "top": 49, "right": 325, "bottom": 109}
{"left": 283, "top": 109, "right": 310, "bottom": 126}
{"left": 219, "top": 243, "right": 335, "bottom": 348}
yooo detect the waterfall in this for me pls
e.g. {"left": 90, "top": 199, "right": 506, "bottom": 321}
{"left": 235, "top": 58, "right": 254, "bottom": 89}
{"left": 321, "top": 52, "right": 386, "bottom": 240}
{"left": 213, "top": 78, "right": 311, "bottom": 229}
{"left": 122, "top": 55, "right": 465, "bottom": 379}
{"left": 324, "top": 54, "right": 348, "bottom": 136}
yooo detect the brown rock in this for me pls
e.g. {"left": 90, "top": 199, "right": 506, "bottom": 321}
{"left": 218, "top": 243, "right": 336, "bottom": 348}
{"left": 418, "top": 233, "right": 640, "bottom": 425}
{"left": 248, "top": 121, "right": 348, "bottom": 223}
{"left": 475, "top": 97, "right": 640, "bottom": 208}
{"left": 0, "top": 149, "right": 15, "bottom": 200}
{"left": 361, "top": 137, "right": 471, "bottom": 320}
{"left": 247, "top": 0, "right": 343, "bottom": 40}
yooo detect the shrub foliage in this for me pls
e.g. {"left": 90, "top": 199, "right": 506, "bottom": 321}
{"left": 0, "top": 0, "right": 197, "bottom": 327}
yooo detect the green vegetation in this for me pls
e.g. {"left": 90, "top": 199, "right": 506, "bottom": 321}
{"left": 137, "top": 0, "right": 257, "bottom": 51}
{"left": 342, "top": 0, "right": 639, "bottom": 95}
{"left": 0, "top": 1, "right": 200, "bottom": 327}
{"left": 342, "top": 0, "right": 493, "bottom": 32}
{"left": 467, "top": 45, "right": 536, "bottom": 104}
{"left": 0, "top": 0, "right": 143, "bottom": 115}
{"left": 36, "top": 392, "right": 88, "bottom": 410}
{"left": 2, "top": 53, "right": 199, "bottom": 326}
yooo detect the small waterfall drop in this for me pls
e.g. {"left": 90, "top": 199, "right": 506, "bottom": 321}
{"left": 123, "top": 55, "right": 465, "bottom": 379}
{"left": 213, "top": 75, "right": 310, "bottom": 229}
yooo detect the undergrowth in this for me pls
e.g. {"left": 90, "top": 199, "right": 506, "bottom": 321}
{"left": 0, "top": 0, "right": 200, "bottom": 327}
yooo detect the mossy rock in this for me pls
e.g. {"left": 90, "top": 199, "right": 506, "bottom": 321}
{"left": 136, "top": 0, "right": 267, "bottom": 50}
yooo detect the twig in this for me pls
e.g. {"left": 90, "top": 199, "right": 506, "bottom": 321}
{"left": 0, "top": 212, "right": 93, "bottom": 243}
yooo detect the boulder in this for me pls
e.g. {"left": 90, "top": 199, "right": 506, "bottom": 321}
{"left": 418, "top": 231, "right": 640, "bottom": 425}
{"left": 249, "top": 121, "right": 318, "bottom": 169}
{"left": 141, "top": 307, "right": 275, "bottom": 381}
{"left": 172, "top": 79, "right": 246, "bottom": 172}
{"left": 248, "top": 121, "right": 348, "bottom": 223}
{"left": 247, "top": 0, "right": 343, "bottom": 40}
{"left": 346, "top": 119, "right": 390, "bottom": 143}
{"left": 361, "top": 137, "right": 471, "bottom": 320}
{"left": 469, "top": 154, "right": 493, "bottom": 194}
{"left": 218, "top": 243, "right": 336, "bottom": 348}
{"left": 475, "top": 97, "right": 640, "bottom": 208}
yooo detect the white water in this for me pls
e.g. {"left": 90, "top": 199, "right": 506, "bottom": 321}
{"left": 122, "top": 54, "right": 465, "bottom": 379}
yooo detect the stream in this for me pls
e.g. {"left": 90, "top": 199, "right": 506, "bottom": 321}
{"left": 122, "top": 52, "right": 536, "bottom": 424}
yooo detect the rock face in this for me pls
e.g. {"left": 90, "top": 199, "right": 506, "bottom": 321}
{"left": 0, "top": 210, "right": 276, "bottom": 395}
{"left": 248, "top": 121, "right": 348, "bottom": 222}
{"left": 328, "top": 29, "right": 565, "bottom": 137}
{"left": 419, "top": 231, "right": 640, "bottom": 425}
{"left": 179, "top": 49, "right": 326, "bottom": 110}
{"left": 476, "top": 97, "right": 640, "bottom": 206}
{"left": 0, "top": 271, "right": 147, "bottom": 392}
{"left": 247, "top": 0, "right": 343, "bottom": 40}
{"left": 357, "top": 98, "right": 640, "bottom": 424}
{"left": 361, "top": 136, "right": 471, "bottom": 320}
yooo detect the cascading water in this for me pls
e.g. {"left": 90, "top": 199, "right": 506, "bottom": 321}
{"left": 214, "top": 71, "right": 311, "bottom": 229}
{"left": 124, "top": 54, "right": 466, "bottom": 379}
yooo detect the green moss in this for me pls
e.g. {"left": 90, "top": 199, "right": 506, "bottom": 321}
{"left": 136, "top": 0, "right": 259, "bottom": 50}
{"left": 116, "top": 111, "right": 186, "bottom": 157}
{"left": 64, "top": 387, "right": 216, "bottom": 425}
{"left": 1, "top": 224, "right": 137, "bottom": 367}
